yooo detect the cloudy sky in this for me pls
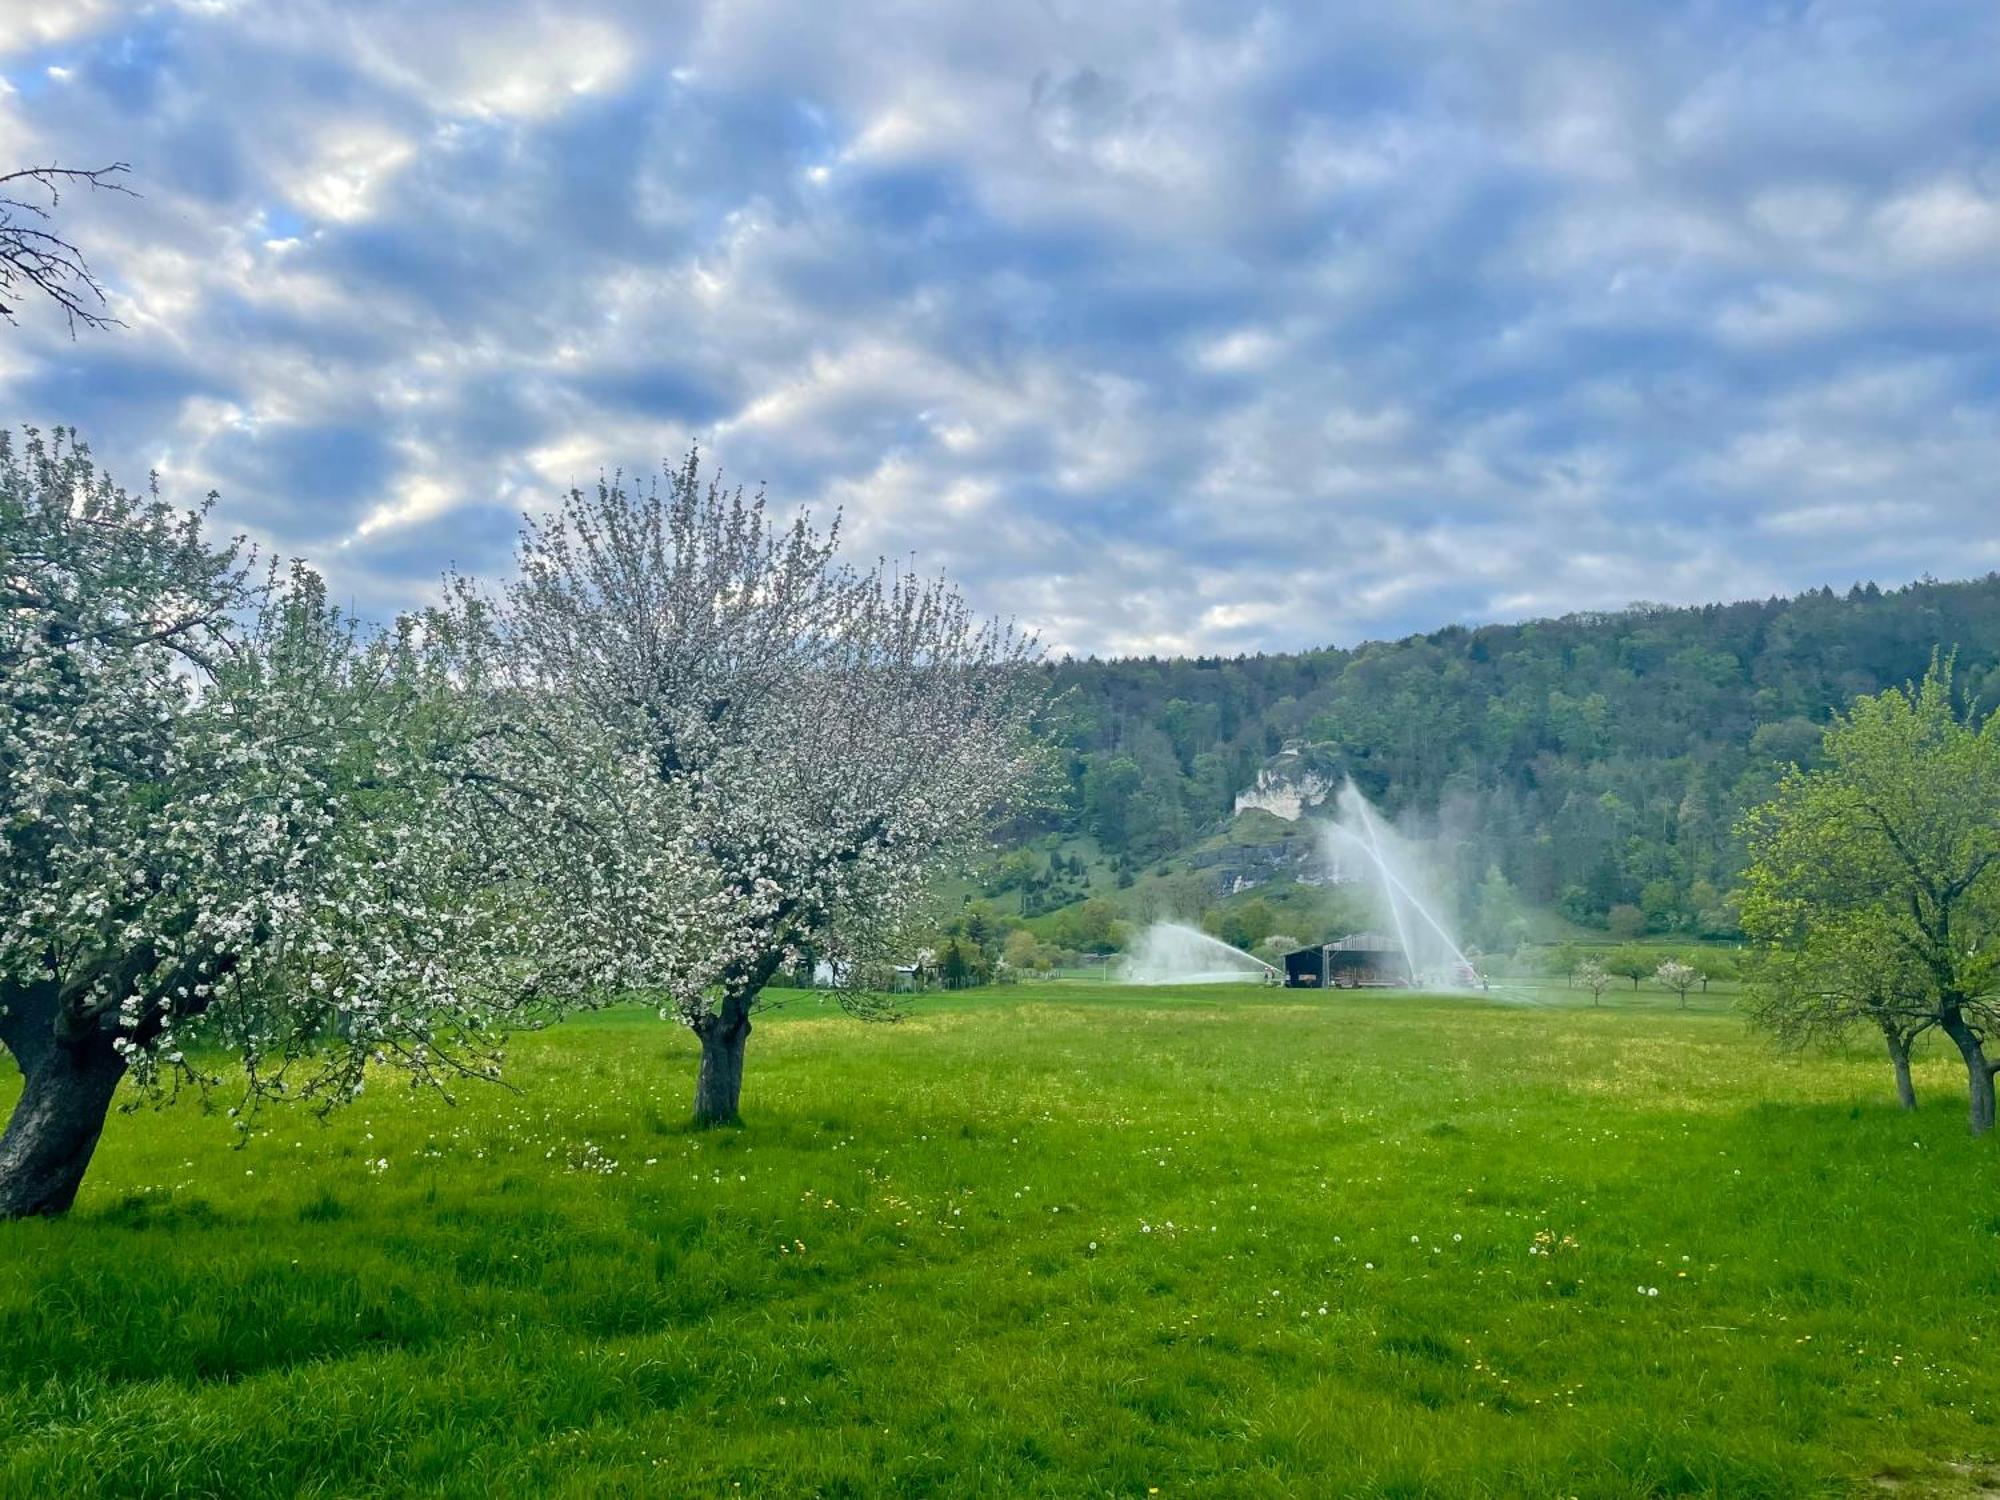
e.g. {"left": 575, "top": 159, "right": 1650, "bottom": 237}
{"left": 4, "top": 2, "right": 1999, "bottom": 656}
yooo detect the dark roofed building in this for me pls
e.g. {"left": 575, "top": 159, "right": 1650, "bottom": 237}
{"left": 1282, "top": 933, "right": 1411, "bottom": 989}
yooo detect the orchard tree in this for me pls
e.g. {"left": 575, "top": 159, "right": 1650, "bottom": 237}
{"left": 1607, "top": 946, "right": 1652, "bottom": 990}
{"left": 1692, "top": 950, "right": 1736, "bottom": 992}
{"left": 1741, "top": 915, "right": 1933, "bottom": 1111}
{"left": 1654, "top": 958, "right": 1699, "bottom": 1009}
{"left": 487, "top": 456, "right": 1047, "bottom": 1125}
{"left": 1740, "top": 658, "right": 2000, "bottom": 1133}
{"left": 1573, "top": 957, "right": 1611, "bottom": 1007}
{"left": 0, "top": 430, "right": 659, "bottom": 1216}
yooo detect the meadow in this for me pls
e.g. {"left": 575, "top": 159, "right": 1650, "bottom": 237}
{"left": 1, "top": 984, "right": 1995, "bottom": 1498}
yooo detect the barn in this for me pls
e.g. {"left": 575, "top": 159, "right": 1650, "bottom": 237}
{"left": 1282, "top": 933, "right": 1412, "bottom": 989}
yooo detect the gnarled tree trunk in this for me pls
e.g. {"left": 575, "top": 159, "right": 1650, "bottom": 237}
{"left": 1883, "top": 1030, "right": 1917, "bottom": 1112}
{"left": 0, "top": 1019, "right": 128, "bottom": 1219}
{"left": 691, "top": 992, "right": 751, "bottom": 1127}
{"left": 1939, "top": 1009, "right": 1995, "bottom": 1136}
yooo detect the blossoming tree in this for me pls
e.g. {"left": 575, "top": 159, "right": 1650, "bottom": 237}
{"left": 0, "top": 430, "right": 682, "bottom": 1216}
{"left": 490, "top": 455, "right": 1048, "bottom": 1124}
{"left": 1653, "top": 958, "right": 1699, "bottom": 1009}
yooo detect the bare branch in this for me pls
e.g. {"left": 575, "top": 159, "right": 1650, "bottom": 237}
{"left": 0, "top": 163, "right": 135, "bottom": 336}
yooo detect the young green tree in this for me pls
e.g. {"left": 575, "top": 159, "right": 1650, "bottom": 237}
{"left": 1690, "top": 949, "right": 1736, "bottom": 991}
{"left": 1606, "top": 946, "right": 1653, "bottom": 990}
{"left": 1740, "top": 658, "right": 2000, "bottom": 1133}
{"left": 1740, "top": 917, "right": 1933, "bottom": 1110}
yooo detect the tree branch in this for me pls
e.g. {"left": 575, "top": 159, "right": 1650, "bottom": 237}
{"left": 0, "top": 163, "right": 135, "bottom": 335}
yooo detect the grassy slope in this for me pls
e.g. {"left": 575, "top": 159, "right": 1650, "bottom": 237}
{"left": 1, "top": 987, "right": 1996, "bottom": 1498}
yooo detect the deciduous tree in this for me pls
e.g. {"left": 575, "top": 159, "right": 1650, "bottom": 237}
{"left": 486, "top": 456, "right": 1047, "bottom": 1125}
{"left": 1740, "top": 918, "right": 1931, "bottom": 1110}
{"left": 1606, "top": 946, "right": 1652, "bottom": 990}
{"left": 1654, "top": 958, "right": 1699, "bottom": 1009}
{"left": 1740, "top": 659, "right": 2000, "bottom": 1133}
{"left": 1573, "top": 957, "right": 1611, "bottom": 1007}
{"left": 0, "top": 431, "right": 624, "bottom": 1216}
{"left": 1001, "top": 928, "right": 1045, "bottom": 975}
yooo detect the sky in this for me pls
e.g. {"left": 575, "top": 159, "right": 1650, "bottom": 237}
{"left": 4, "top": 1, "right": 1999, "bottom": 658}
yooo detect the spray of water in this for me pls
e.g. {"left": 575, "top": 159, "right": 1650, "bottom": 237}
{"left": 1319, "top": 781, "right": 1480, "bottom": 989}
{"left": 1119, "top": 922, "right": 1276, "bottom": 985}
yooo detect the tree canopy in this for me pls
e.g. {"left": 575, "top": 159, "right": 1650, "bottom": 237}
{"left": 471, "top": 456, "right": 1049, "bottom": 1124}
{"left": 1740, "top": 658, "right": 2000, "bottom": 1131}
{"left": 0, "top": 430, "right": 613, "bottom": 1214}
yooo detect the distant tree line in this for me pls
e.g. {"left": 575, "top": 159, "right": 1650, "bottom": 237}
{"left": 1031, "top": 578, "right": 2000, "bottom": 934}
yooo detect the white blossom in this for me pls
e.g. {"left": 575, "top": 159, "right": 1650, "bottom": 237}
{"left": 466, "top": 454, "right": 1050, "bottom": 1118}
{"left": 0, "top": 429, "right": 616, "bottom": 1211}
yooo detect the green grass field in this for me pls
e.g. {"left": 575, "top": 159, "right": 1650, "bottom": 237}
{"left": 2, "top": 985, "right": 1996, "bottom": 1498}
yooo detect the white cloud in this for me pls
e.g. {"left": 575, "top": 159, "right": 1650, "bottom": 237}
{"left": 1759, "top": 500, "right": 1930, "bottom": 536}
{"left": 0, "top": 2, "right": 106, "bottom": 53}
{"left": 6, "top": 0, "right": 2000, "bottom": 652}
{"left": 352, "top": 473, "right": 457, "bottom": 539}
{"left": 292, "top": 125, "right": 416, "bottom": 223}
{"left": 1874, "top": 179, "right": 2000, "bottom": 264}
{"left": 336, "top": 9, "right": 633, "bottom": 123}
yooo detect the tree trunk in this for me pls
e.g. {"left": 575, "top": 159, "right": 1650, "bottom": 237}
{"left": 1883, "top": 1031, "right": 1917, "bottom": 1112}
{"left": 0, "top": 1033, "right": 128, "bottom": 1219}
{"left": 1939, "top": 1011, "right": 1995, "bottom": 1136}
{"left": 692, "top": 996, "right": 751, "bottom": 1127}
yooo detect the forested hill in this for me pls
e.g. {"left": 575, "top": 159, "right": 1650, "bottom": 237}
{"left": 1014, "top": 574, "right": 2000, "bottom": 942}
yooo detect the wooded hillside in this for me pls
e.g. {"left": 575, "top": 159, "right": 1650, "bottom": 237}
{"left": 1007, "top": 575, "right": 2000, "bottom": 942}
